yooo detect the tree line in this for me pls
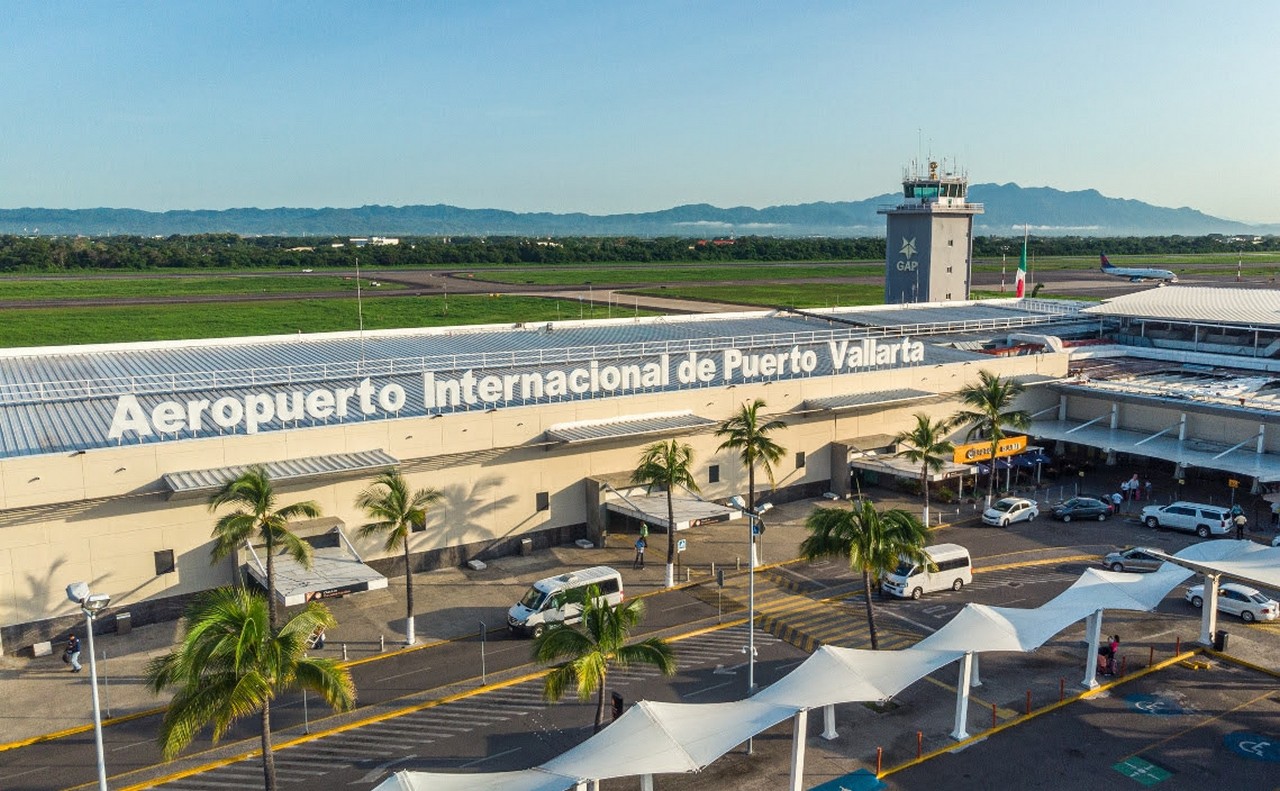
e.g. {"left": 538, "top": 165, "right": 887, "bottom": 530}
{"left": 2, "top": 233, "right": 1274, "bottom": 272}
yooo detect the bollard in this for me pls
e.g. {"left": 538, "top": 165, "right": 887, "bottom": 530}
{"left": 380, "top": 634, "right": 385, "bottom": 653}
{"left": 1175, "top": 636, "right": 1181, "bottom": 655}
{"left": 1060, "top": 678, "right": 1065, "bottom": 702}
{"left": 992, "top": 702, "right": 997, "bottom": 728}
{"left": 1120, "top": 656, "right": 1127, "bottom": 677}
{"left": 686, "top": 568, "right": 691, "bottom": 583}
{"left": 916, "top": 730, "right": 922, "bottom": 759}
{"left": 1149, "top": 646, "right": 1154, "bottom": 668}
{"left": 875, "top": 747, "right": 882, "bottom": 775}
{"left": 1026, "top": 690, "right": 1031, "bottom": 716}
{"left": 737, "top": 556, "right": 741, "bottom": 571}
{"left": 342, "top": 643, "right": 348, "bottom": 661}
{"left": 711, "top": 561, "right": 715, "bottom": 578}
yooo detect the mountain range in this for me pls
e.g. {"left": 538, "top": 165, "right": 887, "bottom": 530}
{"left": 2, "top": 184, "right": 1276, "bottom": 238}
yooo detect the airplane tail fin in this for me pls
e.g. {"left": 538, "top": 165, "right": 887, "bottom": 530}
{"left": 1100, "top": 253, "right": 1113, "bottom": 271}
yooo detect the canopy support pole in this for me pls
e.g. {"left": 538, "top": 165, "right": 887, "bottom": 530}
{"left": 1198, "top": 572, "right": 1221, "bottom": 647}
{"left": 1082, "top": 608, "right": 1103, "bottom": 689}
{"left": 970, "top": 652, "right": 982, "bottom": 687}
{"left": 640, "top": 774, "right": 653, "bottom": 791}
{"left": 821, "top": 703, "right": 838, "bottom": 740}
{"left": 950, "top": 651, "right": 974, "bottom": 741}
{"left": 788, "top": 708, "right": 808, "bottom": 791}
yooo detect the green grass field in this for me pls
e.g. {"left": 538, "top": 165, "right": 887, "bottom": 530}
{"left": 0, "top": 274, "right": 363, "bottom": 301}
{"left": 470, "top": 262, "right": 885, "bottom": 285}
{"left": 631, "top": 283, "right": 887, "bottom": 308}
{"left": 0, "top": 295, "right": 648, "bottom": 348}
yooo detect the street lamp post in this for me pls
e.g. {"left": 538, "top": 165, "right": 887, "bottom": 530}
{"left": 66, "top": 582, "right": 110, "bottom": 791}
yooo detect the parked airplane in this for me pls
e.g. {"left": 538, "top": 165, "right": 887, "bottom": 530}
{"left": 1100, "top": 254, "right": 1177, "bottom": 284}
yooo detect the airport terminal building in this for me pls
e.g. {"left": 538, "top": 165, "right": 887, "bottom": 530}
{"left": 3, "top": 288, "right": 1280, "bottom": 653}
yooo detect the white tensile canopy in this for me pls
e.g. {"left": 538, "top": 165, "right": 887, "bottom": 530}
{"left": 373, "top": 543, "right": 1280, "bottom": 791}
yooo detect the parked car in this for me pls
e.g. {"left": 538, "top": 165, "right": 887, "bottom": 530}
{"left": 1140, "top": 501, "right": 1231, "bottom": 538}
{"left": 1053, "top": 497, "right": 1111, "bottom": 522}
{"left": 1102, "top": 547, "right": 1163, "bottom": 573}
{"left": 982, "top": 497, "right": 1039, "bottom": 527}
{"left": 1184, "top": 582, "right": 1278, "bottom": 623}
{"left": 1082, "top": 493, "right": 1119, "bottom": 515}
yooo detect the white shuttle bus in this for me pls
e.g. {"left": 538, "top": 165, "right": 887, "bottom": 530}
{"left": 881, "top": 543, "right": 972, "bottom": 600}
{"left": 507, "top": 566, "right": 625, "bottom": 638}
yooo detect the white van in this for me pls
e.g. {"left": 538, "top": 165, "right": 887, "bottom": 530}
{"left": 881, "top": 543, "right": 972, "bottom": 600}
{"left": 507, "top": 566, "right": 625, "bottom": 638}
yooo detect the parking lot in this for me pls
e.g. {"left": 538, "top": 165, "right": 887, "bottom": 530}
{"left": 882, "top": 657, "right": 1280, "bottom": 790}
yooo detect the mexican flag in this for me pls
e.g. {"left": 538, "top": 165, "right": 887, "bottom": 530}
{"left": 1016, "top": 226, "right": 1028, "bottom": 298}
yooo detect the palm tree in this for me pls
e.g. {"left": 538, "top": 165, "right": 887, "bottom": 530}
{"left": 715, "top": 399, "right": 787, "bottom": 514}
{"left": 632, "top": 440, "right": 699, "bottom": 588}
{"left": 209, "top": 465, "right": 321, "bottom": 629}
{"left": 535, "top": 585, "right": 676, "bottom": 733}
{"left": 893, "top": 412, "right": 955, "bottom": 528}
{"left": 951, "top": 370, "right": 1031, "bottom": 507}
{"left": 356, "top": 470, "right": 442, "bottom": 646}
{"left": 799, "top": 500, "right": 929, "bottom": 649}
{"left": 146, "top": 587, "right": 355, "bottom": 791}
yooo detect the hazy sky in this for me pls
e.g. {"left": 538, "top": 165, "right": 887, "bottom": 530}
{"left": 4, "top": 2, "right": 1278, "bottom": 223}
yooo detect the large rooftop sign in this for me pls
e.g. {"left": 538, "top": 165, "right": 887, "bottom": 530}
{"left": 106, "top": 338, "right": 926, "bottom": 442}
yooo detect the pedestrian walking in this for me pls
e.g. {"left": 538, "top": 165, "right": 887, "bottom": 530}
{"left": 1270, "top": 500, "right": 1280, "bottom": 529}
{"left": 64, "top": 633, "right": 82, "bottom": 673}
{"left": 1234, "top": 513, "right": 1247, "bottom": 540}
{"left": 1128, "top": 474, "right": 1141, "bottom": 500}
{"left": 1111, "top": 492, "right": 1123, "bottom": 512}
{"left": 1144, "top": 480, "right": 1153, "bottom": 501}
{"left": 1120, "top": 478, "right": 1131, "bottom": 500}
{"left": 633, "top": 536, "right": 647, "bottom": 569}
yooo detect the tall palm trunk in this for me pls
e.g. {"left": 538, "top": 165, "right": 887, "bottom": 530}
{"left": 265, "top": 535, "right": 278, "bottom": 630}
{"left": 594, "top": 683, "right": 607, "bottom": 733}
{"left": 861, "top": 570, "right": 880, "bottom": 650}
{"left": 260, "top": 699, "right": 277, "bottom": 791}
{"left": 402, "top": 542, "right": 416, "bottom": 645}
{"left": 987, "top": 438, "right": 999, "bottom": 506}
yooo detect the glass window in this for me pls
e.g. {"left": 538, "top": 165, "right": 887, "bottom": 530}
{"left": 709, "top": 464, "right": 720, "bottom": 483}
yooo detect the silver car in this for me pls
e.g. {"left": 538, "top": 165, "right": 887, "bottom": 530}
{"left": 1184, "top": 582, "right": 1279, "bottom": 623}
{"left": 1102, "top": 547, "right": 1163, "bottom": 573}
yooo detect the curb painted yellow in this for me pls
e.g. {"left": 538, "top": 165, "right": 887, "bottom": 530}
{"left": 0, "top": 705, "right": 168, "bottom": 754}
{"left": 1203, "top": 648, "right": 1280, "bottom": 679}
{"left": 974, "top": 554, "right": 1098, "bottom": 574}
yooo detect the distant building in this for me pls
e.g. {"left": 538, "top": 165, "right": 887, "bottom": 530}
{"left": 878, "top": 160, "right": 983, "bottom": 304}
{"left": 371, "top": 237, "right": 400, "bottom": 246}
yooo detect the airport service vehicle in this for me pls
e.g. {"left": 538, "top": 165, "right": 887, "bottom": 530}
{"left": 1140, "top": 501, "right": 1231, "bottom": 538}
{"left": 1102, "top": 547, "right": 1163, "bottom": 573}
{"left": 1184, "top": 583, "right": 1278, "bottom": 623}
{"left": 1053, "top": 497, "right": 1110, "bottom": 522}
{"left": 1099, "top": 253, "right": 1177, "bottom": 284}
{"left": 507, "top": 566, "right": 624, "bottom": 638}
{"left": 881, "top": 543, "right": 972, "bottom": 600}
{"left": 982, "top": 497, "right": 1039, "bottom": 527}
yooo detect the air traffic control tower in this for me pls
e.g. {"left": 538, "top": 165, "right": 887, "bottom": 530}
{"left": 877, "top": 160, "right": 983, "bottom": 304}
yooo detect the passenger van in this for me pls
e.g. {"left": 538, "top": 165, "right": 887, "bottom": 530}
{"left": 507, "top": 566, "right": 625, "bottom": 638}
{"left": 881, "top": 543, "right": 972, "bottom": 600}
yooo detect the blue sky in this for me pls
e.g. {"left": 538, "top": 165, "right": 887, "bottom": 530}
{"left": 3, "top": 2, "right": 1278, "bottom": 223}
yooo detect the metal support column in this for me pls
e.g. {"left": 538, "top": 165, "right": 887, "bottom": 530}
{"left": 1082, "top": 609, "right": 1103, "bottom": 689}
{"left": 951, "top": 652, "right": 974, "bottom": 741}
{"left": 789, "top": 708, "right": 808, "bottom": 791}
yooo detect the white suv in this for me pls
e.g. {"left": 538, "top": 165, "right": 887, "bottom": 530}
{"left": 1140, "top": 501, "right": 1230, "bottom": 538}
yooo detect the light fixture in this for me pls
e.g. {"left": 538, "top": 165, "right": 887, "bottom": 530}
{"left": 65, "top": 582, "right": 110, "bottom": 791}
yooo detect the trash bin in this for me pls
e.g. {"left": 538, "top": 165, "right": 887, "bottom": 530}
{"left": 519, "top": 537, "right": 533, "bottom": 556}
{"left": 116, "top": 611, "right": 132, "bottom": 636}
{"left": 1213, "top": 629, "right": 1228, "bottom": 651}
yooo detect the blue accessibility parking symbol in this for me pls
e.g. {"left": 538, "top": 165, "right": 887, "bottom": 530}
{"left": 1224, "top": 731, "right": 1280, "bottom": 762}
{"left": 1126, "top": 693, "right": 1189, "bottom": 716}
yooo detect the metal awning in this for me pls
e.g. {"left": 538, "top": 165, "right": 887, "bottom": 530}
{"left": 605, "top": 490, "right": 744, "bottom": 532}
{"left": 547, "top": 412, "right": 716, "bottom": 445}
{"left": 803, "top": 389, "right": 934, "bottom": 413}
{"left": 163, "top": 449, "right": 400, "bottom": 499}
{"left": 240, "top": 522, "right": 388, "bottom": 607}
{"left": 1030, "top": 418, "right": 1280, "bottom": 483}
{"left": 1010, "top": 373, "right": 1060, "bottom": 388}
{"left": 848, "top": 453, "right": 977, "bottom": 481}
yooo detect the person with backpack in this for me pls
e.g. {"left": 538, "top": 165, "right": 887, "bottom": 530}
{"left": 633, "top": 535, "right": 647, "bottom": 569}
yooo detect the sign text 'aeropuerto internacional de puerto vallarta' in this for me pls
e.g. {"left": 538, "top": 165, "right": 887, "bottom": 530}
{"left": 106, "top": 338, "right": 924, "bottom": 441}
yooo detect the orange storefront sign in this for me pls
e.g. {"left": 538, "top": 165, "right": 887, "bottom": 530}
{"left": 952, "top": 435, "right": 1027, "bottom": 464}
